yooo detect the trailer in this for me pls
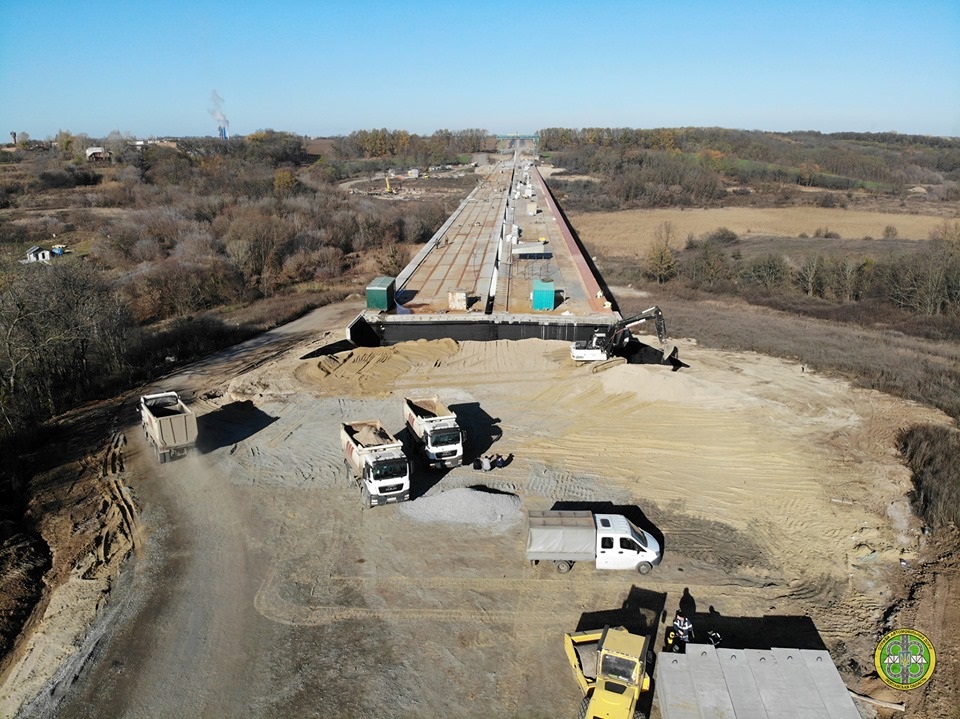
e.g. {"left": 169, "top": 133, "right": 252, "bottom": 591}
{"left": 525, "top": 510, "right": 660, "bottom": 574}
{"left": 403, "top": 396, "right": 464, "bottom": 469}
{"left": 139, "top": 391, "right": 198, "bottom": 463}
{"left": 341, "top": 420, "right": 411, "bottom": 507}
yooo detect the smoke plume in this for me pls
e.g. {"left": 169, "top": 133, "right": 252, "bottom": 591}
{"left": 209, "top": 90, "right": 229, "bottom": 131}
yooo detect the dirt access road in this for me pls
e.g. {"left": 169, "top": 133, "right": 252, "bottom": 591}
{"left": 6, "top": 296, "right": 956, "bottom": 718}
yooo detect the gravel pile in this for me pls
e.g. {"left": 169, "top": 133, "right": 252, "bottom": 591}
{"left": 399, "top": 487, "right": 522, "bottom": 527}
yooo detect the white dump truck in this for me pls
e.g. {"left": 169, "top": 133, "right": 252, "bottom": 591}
{"left": 139, "top": 391, "right": 198, "bottom": 463}
{"left": 403, "top": 396, "right": 464, "bottom": 469}
{"left": 341, "top": 420, "right": 411, "bottom": 507}
{"left": 525, "top": 510, "right": 660, "bottom": 574}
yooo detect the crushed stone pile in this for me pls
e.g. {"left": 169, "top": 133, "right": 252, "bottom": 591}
{"left": 399, "top": 488, "right": 522, "bottom": 526}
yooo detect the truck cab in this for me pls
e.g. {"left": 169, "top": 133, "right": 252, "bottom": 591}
{"left": 595, "top": 514, "right": 660, "bottom": 572}
{"left": 421, "top": 423, "right": 463, "bottom": 467}
{"left": 365, "top": 456, "right": 410, "bottom": 499}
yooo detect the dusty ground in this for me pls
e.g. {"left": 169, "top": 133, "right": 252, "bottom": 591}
{"left": 2, "top": 295, "right": 957, "bottom": 718}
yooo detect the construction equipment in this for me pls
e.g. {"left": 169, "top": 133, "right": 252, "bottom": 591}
{"left": 385, "top": 175, "right": 397, "bottom": 194}
{"left": 341, "top": 420, "right": 411, "bottom": 507}
{"left": 139, "top": 391, "right": 198, "bottom": 463}
{"left": 403, "top": 396, "right": 464, "bottom": 469}
{"left": 525, "top": 510, "right": 660, "bottom": 575}
{"left": 564, "top": 626, "right": 652, "bottom": 719}
{"left": 570, "top": 307, "right": 667, "bottom": 362}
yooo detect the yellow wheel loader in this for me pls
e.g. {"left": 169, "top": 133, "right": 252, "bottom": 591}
{"left": 564, "top": 626, "right": 651, "bottom": 719}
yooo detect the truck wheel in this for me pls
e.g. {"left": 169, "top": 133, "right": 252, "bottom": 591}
{"left": 633, "top": 711, "right": 647, "bottom": 719}
{"left": 556, "top": 561, "right": 572, "bottom": 574}
{"left": 578, "top": 696, "right": 590, "bottom": 719}
{"left": 637, "top": 561, "right": 652, "bottom": 575}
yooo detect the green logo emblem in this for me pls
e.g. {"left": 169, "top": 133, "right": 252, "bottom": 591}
{"left": 874, "top": 629, "right": 936, "bottom": 690}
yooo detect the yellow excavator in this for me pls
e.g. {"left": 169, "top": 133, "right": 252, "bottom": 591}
{"left": 385, "top": 175, "right": 397, "bottom": 194}
{"left": 564, "top": 626, "right": 651, "bottom": 719}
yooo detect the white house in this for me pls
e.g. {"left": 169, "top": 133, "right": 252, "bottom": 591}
{"left": 24, "top": 246, "right": 51, "bottom": 263}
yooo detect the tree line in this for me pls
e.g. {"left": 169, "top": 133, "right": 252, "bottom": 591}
{"left": 331, "top": 128, "right": 489, "bottom": 164}
{"left": 636, "top": 221, "right": 960, "bottom": 327}
{"left": 539, "top": 127, "right": 960, "bottom": 199}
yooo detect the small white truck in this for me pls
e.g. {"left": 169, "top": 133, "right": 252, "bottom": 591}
{"left": 525, "top": 510, "right": 660, "bottom": 574}
{"left": 403, "top": 396, "right": 464, "bottom": 469}
{"left": 341, "top": 420, "right": 411, "bottom": 507}
{"left": 139, "top": 391, "right": 198, "bottom": 463}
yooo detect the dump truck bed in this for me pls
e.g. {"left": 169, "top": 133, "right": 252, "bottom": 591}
{"left": 141, "top": 393, "right": 198, "bottom": 450}
{"left": 525, "top": 510, "right": 596, "bottom": 561}
{"left": 405, "top": 396, "right": 452, "bottom": 419}
{"left": 342, "top": 420, "right": 399, "bottom": 449}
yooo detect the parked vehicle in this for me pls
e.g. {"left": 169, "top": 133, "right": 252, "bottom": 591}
{"left": 139, "top": 391, "right": 198, "bottom": 463}
{"left": 564, "top": 626, "right": 652, "bottom": 719}
{"left": 570, "top": 306, "right": 667, "bottom": 362}
{"left": 525, "top": 510, "right": 660, "bottom": 574}
{"left": 403, "top": 396, "right": 464, "bottom": 469}
{"left": 340, "top": 420, "right": 411, "bottom": 507}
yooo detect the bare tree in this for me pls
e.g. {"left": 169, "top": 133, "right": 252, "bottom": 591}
{"left": 0, "top": 264, "right": 133, "bottom": 432}
{"left": 796, "top": 255, "right": 824, "bottom": 297}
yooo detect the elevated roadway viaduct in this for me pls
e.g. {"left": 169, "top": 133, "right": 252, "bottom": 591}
{"left": 349, "top": 149, "right": 621, "bottom": 347}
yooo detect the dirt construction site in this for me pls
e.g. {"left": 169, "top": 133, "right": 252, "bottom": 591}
{"left": 2, "top": 292, "right": 957, "bottom": 718}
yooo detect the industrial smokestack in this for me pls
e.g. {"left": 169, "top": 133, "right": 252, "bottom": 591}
{"left": 209, "top": 90, "right": 230, "bottom": 140}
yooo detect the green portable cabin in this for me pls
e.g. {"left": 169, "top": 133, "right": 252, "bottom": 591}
{"left": 531, "top": 279, "right": 555, "bottom": 311}
{"left": 366, "top": 276, "right": 396, "bottom": 311}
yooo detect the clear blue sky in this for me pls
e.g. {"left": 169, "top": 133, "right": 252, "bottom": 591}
{"left": 2, "top": 0, "right": 958, "bottom": 140}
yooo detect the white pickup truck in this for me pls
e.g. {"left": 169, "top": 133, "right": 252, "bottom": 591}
{"left": 525, "top": 510, "right": 660, "bottom": 574}
{"left": 341, "top": 420, "right": 411, "bottom": 507}
{"left": 403, "top": 396, "right": 464, "bottom": 469}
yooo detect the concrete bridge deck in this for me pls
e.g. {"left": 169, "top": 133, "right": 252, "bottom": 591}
{"left": 350, "top": 146, "right": 619, "bottom": 346}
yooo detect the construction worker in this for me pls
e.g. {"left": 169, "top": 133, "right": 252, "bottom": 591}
{"left": 673, "top": 611, "right": 693, "bottom": 644}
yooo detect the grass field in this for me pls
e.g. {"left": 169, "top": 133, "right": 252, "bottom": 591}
{"left": 569, "top": 206, "right": 955, "bottom": 255}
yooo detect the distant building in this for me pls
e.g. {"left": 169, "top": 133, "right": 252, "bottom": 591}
{"left": 24, "top": 246, "right": 51, "bottom": 263}
{"left": 85, "top": 147, "right": 110, "bottom": 162}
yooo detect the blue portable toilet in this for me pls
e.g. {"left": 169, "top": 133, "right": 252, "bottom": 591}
{"left": 531, "top": 279, "right": 555, "bottom": 311}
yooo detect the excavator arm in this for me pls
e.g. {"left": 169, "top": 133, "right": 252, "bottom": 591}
{"left": 606, "top": 306, "right": 666, "bottom": 349}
